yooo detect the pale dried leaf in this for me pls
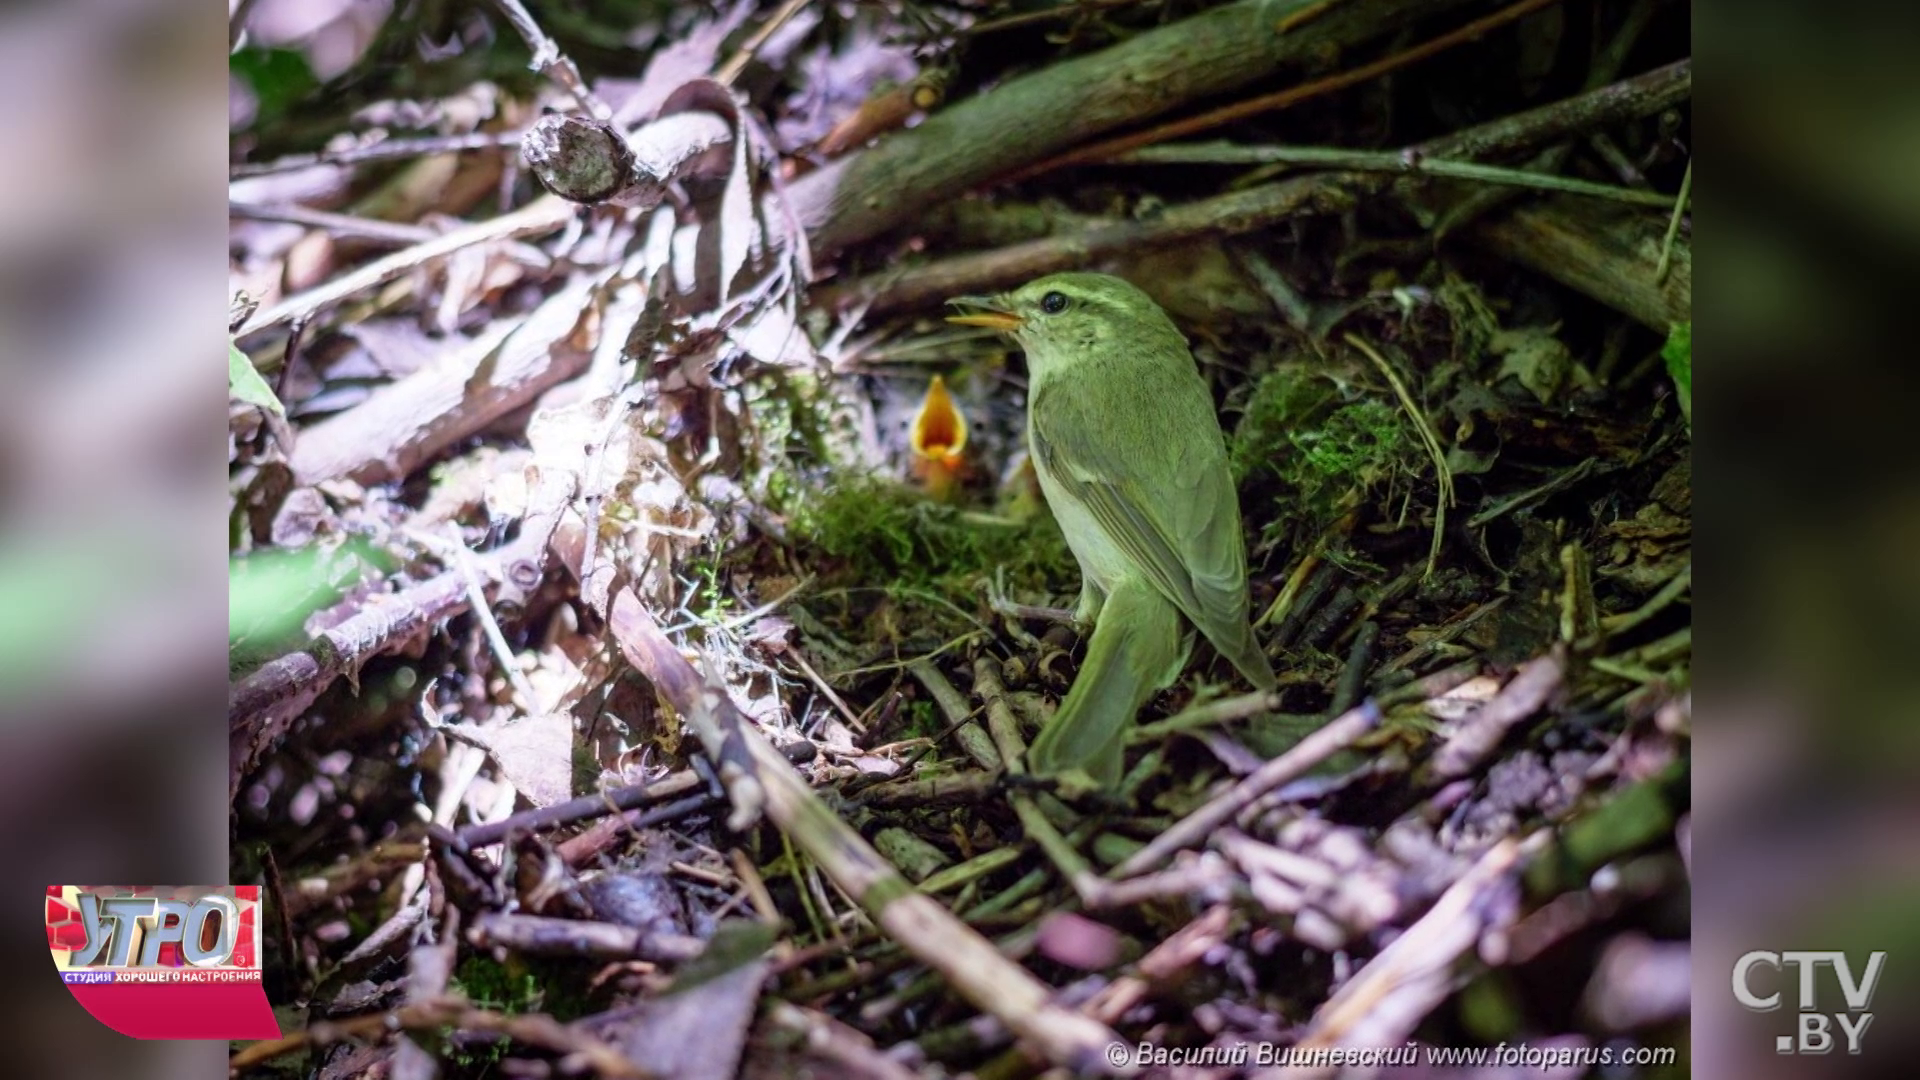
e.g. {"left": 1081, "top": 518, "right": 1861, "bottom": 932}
{"left": 465, "top": 709, "right": 573, "bottom": 808}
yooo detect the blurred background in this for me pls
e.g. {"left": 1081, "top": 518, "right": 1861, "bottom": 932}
{"left": 0, "top": 0, "right": 1908, "bottom": 1076}
{"left": 0, "top": 0, "right": 226, "bottom": 1076}
{"left": 1700, "top": 1, "right": 1920, "bottom": 1077}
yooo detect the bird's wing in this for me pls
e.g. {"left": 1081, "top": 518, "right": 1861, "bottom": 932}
{"left": 1029, "top": 363, "right": 1256, "bottom": 666}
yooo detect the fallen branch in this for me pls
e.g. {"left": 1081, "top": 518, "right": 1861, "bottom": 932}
{"left": 229, "top": 571, "right": 469, "bottom": 803}
{"left": 1025, "top": 0, "right": 1565, "bottom": 176}
{"left": 1110, "top": 701, "right": 1381, "bottom": 879}
{"left": 229, "top": 130, "right": 523, "bottom": 179}
{"left": 764, "top": 1001, "right": 922, "bottom": 1080}
{"left": 1470, "top": 195, "right": 1691, "bottom": 330}
{"left": 1260, "top": 834, "right": 1543, "bottom": 1077}
{"left": 836, "top": 59, "right": 1690, "bottom": 316}
{"left": 230, "top": 994, "right": 650, "bottom": 1078}
{"left": 241, "top": 195, "right": 576, "bottom": 336}
{"left": 1116, "top": 143, "right": 1675, "bottom": 207}
{"left": 287, "top": 270, "right": 606, "bottom": 486}
{"left": 1423, "top": 647, "right": 1566, "bottom": 782}
{"left": 521, "top": 110, "right": 734, "bottom": 206}
{"left": 607, "top": 586, "right": 1130, "bottom": 1075}
{"left": 790, "top": 0, "right": 1481, "bottom": 254}
{"left": 471, "top": 911, "right": 706, "bottom": 963}
{"left": 842, "top": 174, "right": 1360, "bottom": 316}
{"left": 455, "top": 778, "right": 709, "bottom": 849}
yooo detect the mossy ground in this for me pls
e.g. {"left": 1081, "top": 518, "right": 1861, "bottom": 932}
{"left": 1231, "top": 363, "right": 1421, "bottom": 546}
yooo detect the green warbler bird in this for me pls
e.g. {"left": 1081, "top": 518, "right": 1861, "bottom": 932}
{"left": 948, "top": 273, "right": 1276, "bottom": 789}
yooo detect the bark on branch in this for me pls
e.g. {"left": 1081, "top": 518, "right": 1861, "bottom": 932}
{"left": 789, "top": 0, "right": 1481, "bottom": 254}
{"left": 835, "top": 59, "right": 1690, "bottom": 319}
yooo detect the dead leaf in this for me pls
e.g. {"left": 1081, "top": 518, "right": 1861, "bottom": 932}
{"left": 594, "top": 921, "right": 772, "bottom": 1080}
{"left": 605, "top": 3, "right": 755, "bottom": 127}
{"left": 464, "top": 710, "right": 574, "bottom": 808}
{"left": 1491, "top": 325, "right": 1571, "bottom": 404}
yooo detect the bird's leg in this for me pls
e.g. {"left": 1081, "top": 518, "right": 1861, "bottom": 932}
{"left": 1071, "top": 582, "right": 1106, "bottom": 632}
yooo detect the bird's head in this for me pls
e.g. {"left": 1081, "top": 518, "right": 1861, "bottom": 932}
{"left": 947, "top": 272, "right": 1184, "bottom": 376}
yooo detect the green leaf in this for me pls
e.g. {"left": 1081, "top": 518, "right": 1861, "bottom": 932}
{"left": 1662, "top": 321, "right": 1691, "bottom": 426}
{"left": 229, "top": 47, "right": 318, "bottom": 130}
{"left": 229, "top": 338, "right": 284, "bottom": 416}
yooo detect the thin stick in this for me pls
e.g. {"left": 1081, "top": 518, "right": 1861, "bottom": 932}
{"left": 975, "top": 655, "right": 1110, "bottom": 904}
{"left": 1011, "top": 793, "right": 1108, "bottom": 906}
{"left": 1023, "top": 0, "right": 1564, "bottom": 177}
{"left": 229, "top": 996, "right": 648, "bottom": 1077}
{"left": 1655, "top": 157, "right": 1692, "bottom": 282}
{"left": 791, "top": 647, "right": 866, "bottom": 733}
{"left": 1117, "top": 143, "right": 1676, "bottom": 207}
{"left": 432, "top": 524, "right": 540, "bottom": 711}
{"left": 1328, "top": 620, "right": 1379, "bottom": 717}
{"left": 488, "top": 0, "right": 611, "bottom": 121}
{"left": 716, "top": 0, "right": 814, "bottom": 86}
{"left": 453, "top": 774, "right": 703, "bottom": 849}
{"left": 1128, "top": 690, "right": 1283, "bottom": 743}
{"left": 1424, "top": 648, "right": 1564, "bottom": 782}
{"left": 241, "top": 195, "right": 573, "bottom": 334}
{"left": 1257, "top": 550, "right": 1321, "bottom": 628}
{"left": 731, "top": 849, "right": 783, "bottom": 924}
{"left": 230, "top": 131, "right": 522, "bottom": 179}
{"left": 1111, "top": 701, "right": 1380, "bottom": 879}
{"left": 1347, "top": 334, "right": 1453, "bottom": 577}
{"left": 230, "top": 201, "right": 436, "bottom": 246}
{"left": 972, "top": 656, "right": 1029, "bottom": 770}
{"left": 908, "top": 658, "right": 1004, "bottom": 772}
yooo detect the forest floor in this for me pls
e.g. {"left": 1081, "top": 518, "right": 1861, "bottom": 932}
{"left": 228, "top": 0, "right": 1691, "bottom": 1076}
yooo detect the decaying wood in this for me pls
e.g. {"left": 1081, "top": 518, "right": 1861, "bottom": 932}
{"left": 523, "top": 111, "right": 735, "bottom": 207}
{"left": 229, "top": 571, "right": 469, "bottom": 803}
{"left": 1472, "top": 196, "right": 1691, "bottom": 329}
{"left": 844, "top": 175, "right": 1362, "bottom": 316}
{"left": 837, "top": 59, "right": 1690, "bottom": 318}
{"left": 789, "top": 0, "right": 1480, "bottom": 254}
{"left": 472, "top": 910, "right": 706, "bottom": 963}
{"left": 287, "top": 269, "right": 606, "bottom": 487}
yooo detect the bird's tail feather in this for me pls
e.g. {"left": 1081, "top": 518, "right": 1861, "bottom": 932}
{"left": 1214, "top": 623, "right": 1277, "bottom": 691}
{"left": 1026, "top": 576, "right": 1185, "bottom": 789}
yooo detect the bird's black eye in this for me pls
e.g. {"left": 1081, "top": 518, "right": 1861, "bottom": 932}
{"left": 1039, "top": 291, "right": 1069, "bottom": 315}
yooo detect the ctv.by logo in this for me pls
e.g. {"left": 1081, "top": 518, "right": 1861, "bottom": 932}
{"left": 1733, "top": 950, "right": 1886, "bottom": 1055}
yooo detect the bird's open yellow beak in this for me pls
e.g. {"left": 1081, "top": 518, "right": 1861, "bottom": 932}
{"left": 945, "top": 295, "right": 1023, "bottom": 331}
